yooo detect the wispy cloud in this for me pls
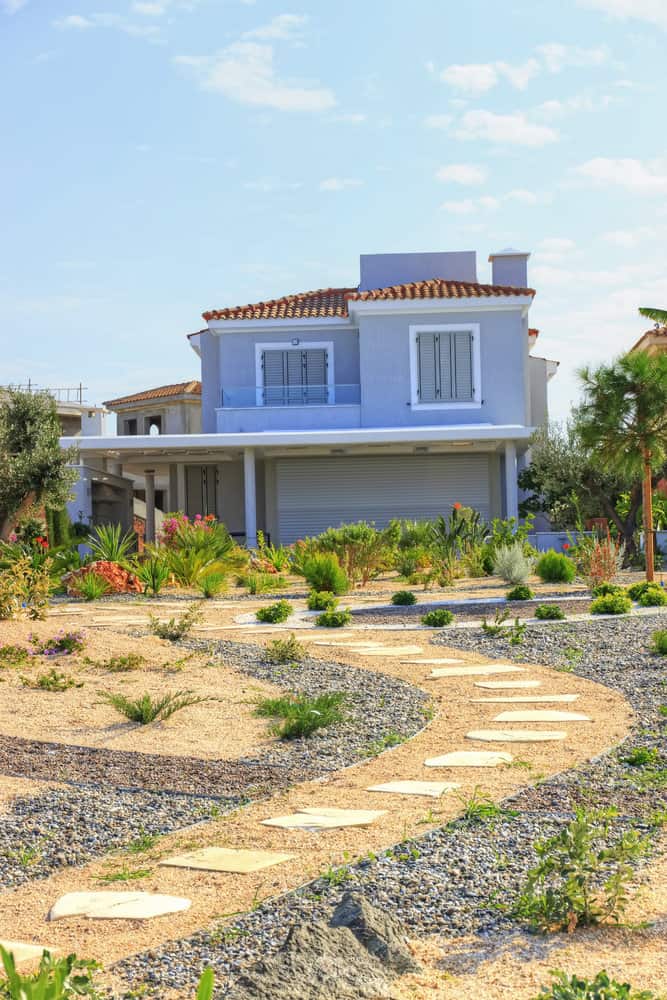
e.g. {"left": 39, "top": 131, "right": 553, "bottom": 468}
{"left": 601, "top": 225, "right": 662, "bottom": 247}
{"left": 54, "top": 12, "right": 163, "bottom": 40}
{"left": 242, "top": 13, "right": 307, "bottom": 41}
{"left": 440, "top": 188, "right": 539, "bottom": 213}
{"left": 319, "top": 177, "right": 363, "bottom": 191}
{"left": 536, "top": 94, "right": 615, "bottom": 117}
{"left": 435, "top": 163, "right": 487, "bottom": 185}
{"left": 423, "top": 114, "right": 453, "bottom": 129}
{"left": 1, "top": 0, "right": 28, "bottom": 13}
{"left": 577, "top": 0, "right": 667, "bottom": 30}
{"left": 572, "top": 157, "right": 667, "bottom": 193}
{"left": 453, "top": 110, "right": 559, "bottom": 146}
{"left": 437, "top": 43, "right": 608, "bottom": 95}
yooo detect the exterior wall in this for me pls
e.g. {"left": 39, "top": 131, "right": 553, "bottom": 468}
{"left": 217, "top": 459, "right": 266, "bottom": 538}
{"left": 357, "top": 308, "right": 527, "bottom": 428}
{"left": 114, "top": 401, "right": 201, "bottom": 436}
{"left": 529, "top": 357, "right": 549, "bottom": 427}
{"left": 216, "top": 403, "right": 361, "bottom": 433}
{"left": 359, "top": 251, "right": 477, "bottom": 290}
{"left": 200, "top": 330, "right": 221, "bottom": 433}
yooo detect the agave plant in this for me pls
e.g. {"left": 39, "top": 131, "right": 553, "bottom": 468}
{"left": 88, "top": 524, "right": 136, "bottom": 565}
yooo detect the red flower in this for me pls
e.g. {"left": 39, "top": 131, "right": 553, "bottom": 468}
{"left": 453, "top": 502, "right": 462, "bottom": 510}
{"left": 563, "top": 543, "right": 570, "bottom": 550}
{"left": 35, "top": 536, "right": 49, "bottom": 549}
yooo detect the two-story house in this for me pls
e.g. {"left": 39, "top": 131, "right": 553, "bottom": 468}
{"left": 64, "top": 248, "right": 557, "bottom": 545}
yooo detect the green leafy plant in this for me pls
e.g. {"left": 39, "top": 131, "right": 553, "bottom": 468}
{"left": 513, "top": 808, "right": 649, "bottom": 933}
{"left": 533, "top": 968, "right": 660, "bottom": 1000}
{"left": 254, "top": 691, "right": 347, "bottom": 739}
{"left": 89, "top": 652, "right": 146, "bottom": 672}
{"left": 536, "top": 550, "right": 576, "bottom": 584}
{"left": 30, "top": 630, "right": 85, "bottom": 656}
{"left": 509, "top": 617, "right": 527, "bottom": 645}
{"left": 196, "top": 969, "right": 215, "bottom": 1000}
{"left": 0, "top": 947, "right": 102, "bottom": 999}
{"left": 507, "top": 584, "right": 534, "bottom": 601}
{"left": 242, "top": 571, "right": 283, "bottom": 595}
{"left": 650, "top": 629, "right": 667, "bottom": 655}
{"left": 0, "top": 644, "right": 29, "bottom": 667}
{"left": 391, "top": 590, "right": 417, "bottom": 606}
{"left": 622, "top": 746, "right": 659, "bottom": 767}
{"left": 133, "top": 555, "right": 170, "bottom": 597}
{"left": 535, "top": 604, "right": 566, "bottom": 620}
{"left": 76, "top": 572, "right": 110, "bottom": 602}
{"left": 256, "top": 599, "right": 293, "bottom": 624}
{"left": 590, "top": 593, "right": 632, "bottom": 615}
{"left": 255, "top": 530, "right": 291, "bottom": 572}
{"left": 148, "top": 602, "right": 203, "bottom": 640}
{"left": 21, "top": 668, "right": 82, "bottom": 692}
{"left": 305, "top": 521, "right": 396, "bottom": 585}
{"left": 98, "top": 866, "right": 151, "bottom": 883}
{"left": 457, "top": 786, "right": 518, "bottom": 824}
{"left": 198, "top": 571, "right": 227, "bottom": 599}
{"left": 307, "top": 590, "right": 338, "bottom": 611}
{"left": 591, "top": 582, "right": 625, "bottom": 598}
{"left": 299, "top": 552, "right": 349, "bottom": 595}
{"left": 638, "top": 586, "right": 666, "bottom": 607}
{"left": 101, "top": 689, "right": 211, "bottom": 725}
{"left": 264, "top": 633, "right": 305, "bottom": 664}
{"left": 421, "top": 608, "right": 454, "bottom": 627}
{"left": 315, "top": 608, "right": 352, "bottom": 628}
{"left": 88, "top": 523, "right": 135, "bottom": 565}
{"left": 482, "top": 608, "right": 510, "bottom": 635}
{"left": 126, "top": 828, "right": 159, "bottom": 854}
{"left": 493, "top": 542, "right": 534, "bottom": 585}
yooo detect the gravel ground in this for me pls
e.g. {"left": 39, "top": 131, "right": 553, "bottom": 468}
{"left": 350, "top": 597, "right": 589, "bottom": 625}
{"left": 114, "top": 615, "right": 667, "bottom": 998}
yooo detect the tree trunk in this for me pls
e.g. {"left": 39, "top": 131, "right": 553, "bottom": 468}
{"left": 0, "top": 493, "right": 37, "bottom": 541}
{"left": 643, "top": 449, "right": 655, "bottom": 582}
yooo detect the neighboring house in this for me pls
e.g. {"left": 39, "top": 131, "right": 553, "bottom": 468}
{"left": 629, "top": 325, "right": 667, "bottom": 357}
{"left": 63, "top": 248, "right": 558, "bottom": 545}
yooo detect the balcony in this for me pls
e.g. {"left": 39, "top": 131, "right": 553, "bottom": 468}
{"left": 216, "top": 384, "right": 362, "bottom": 433}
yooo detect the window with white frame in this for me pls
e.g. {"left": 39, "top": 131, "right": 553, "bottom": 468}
{"left": 256, "top": 342, "right": 333, "bottom": 406}
{"left": 410, "top": 324, "right": 481, "bottom": 408}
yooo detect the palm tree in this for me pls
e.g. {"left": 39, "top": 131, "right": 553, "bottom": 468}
{"left": 577, "top": 351, "right": 667, "bottom": 581}
{"left": 639, "top": 307, "right": 667, "bottom": 326}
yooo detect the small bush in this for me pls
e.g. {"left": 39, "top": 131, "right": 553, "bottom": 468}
{"left": 300, "top": 553, "right": 349, "bottom": 595}
{"left": 256, "top": 600, "right": 293, "bottom": 624}
{"left": 534, "top": 604, "right": 566, "bottom": 620}
{"left": 590, "top": 593, "right": 632, "bottom": 616}
{"left": 134, "top": 556, "right": 170, "bottom": 597}
{"left": 421, "top": 608, "right": 454, "bottom": 627}
{"left": 254, "top": 691, "right": 347, "bottom": 739}
{"left": 77, "top": 572, "right": 111, "bottom": 602}
{"left": 535, "top": 550, "right": 576, "bottom": 584}
{"left": 622, "top": 746, "right": 659, "bottom": 767}
{"left": 30, "top": 630, "right": 85, "bottom": 656}
{"left": 394, "top": 545, "right": 430, "bottom": 579}
{"left": 101, "top": 689, "right": 210, "bottom": 724}
{"left": 307, "top": 590, "right": 338, "bottom": 611}
{"left": 591, "top": 581, "right": 625, "bottom": 598}
{"left": 650, "top": 629, "right": 667, "bottom": 655}
{"left": 198, "top": 571, "right": 227, "bottom": 599}
{"left": 243, "top": 571, "right": 283, "bottom": 595}
{"left": 0, "top": 644, "right": 29, "bottom": 668}
{"left": 493, "top": 542, "right": 533, "bottom": 585}
{"left": 533, "top": 969, "right": 660, "bottom": 1000}
{"left": 95, "top": 653, "right": 146, "bottom": 672}
{"left": 21, "top": 668, "right": 83, "bottom": 692}
{"left": 627, "top": 581, "right": 654, "bottom": 601}
{"left": 391, "top": 590, "right": 417, "bottom": 606}
{"left": 0, "top": 946, "right": 102, "bottom": 999}
{"left": 148, "top": 602, "right": 203, "bottom": 640}
{"left": 638, "top": 586, "right": 666, "bottom": 607}
{"left": 507, "top": 584, "right": 534, "bottom": 601}
{"left": 315, "top": 608, "right": 352, "bottom": 628}
{"left": 265, "top": 634, "right": 305, "bottom": 664}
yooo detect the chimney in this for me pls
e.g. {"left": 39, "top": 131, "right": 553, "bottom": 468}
{"left": 488, "top": 249, "right": 530, "bottom": 289}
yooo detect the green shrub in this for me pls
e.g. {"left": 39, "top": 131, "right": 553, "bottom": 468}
{"left": 198, "top": 571, "right": 227, "bottom": 599}
{"left": 394, "top": 545, "right": 430, "bottom": 579}
{"left": 255, "top": 531, "right": 291, "bottom": 572}
{"left": 148, "top": 602, "right": 203, "bottom": 640}
{"left": 638, "top": 586, "right": 666, "bottom": 607}
{"left": 77, "top": 572, "right": 111, "bottom": 602}
{"left": 300, "top": 553, "right": 349, "bottom": 595}
{"left": 242, "top": 571, "right": 285, "bottom": 595}
{"left": 254, "top": 691, "right": 347, "bottom": 739}
{"left": 391, "top": 590, "right": 417, "bottom": 606}
{"left": 307, "top": 521, "right": 395, "bottom": 585}
{"left": 533, "top": 969, "right": 660, "bottom": 1000}
{"left": 0, "top": 946, "right": 102, "bottom": 999}
{"left": 535, "top": 550, "right": 576, "bottom": 584}
{"left": 307, "top": 590, "right": 338, "bottom": 611}
{"left": 590, "top": 593, "right": 632, "bottom": 615}
{"left": 264, "top": 633, "right": 305, "bottom": 664}
{"left": 95, "top": 653, "right": 146, "bottom": 672}
{"left": 21, "top": 668, "right": 83, "bottom": 692}
{"left": 534, "top": 604, "right": 566, "bottom": 620}
{"left": 315, "top": 609, "right": 352, "bottom": 628}
{"left": 622, "top": 746, "right": 659, "bottom": 767}
{"left": 650, "top": 629, "right": 667, "bottom": 655}
{"left": 627, "top": 581, "right": 654, "bottom": 601}
{"left": 133, "top": 556, "right": 170, "bottom": 597}
{"left": 0, "top": 644, "right": 29, "bottom": 667}
{"left": 421, "top": 608, "right": 454, "bottom": 627}
{"left": 256, "top": 600, "right": 293, "bottom": 624}
{"left": 101, "top": 689, "right": 210, "bottom": 724}
{"left": 591, "top": 581, "right": 625, "bottom": 598}
{"left": 89, "top": 523, "right": 135, "bottom": 565}
{"left": 507, "top": 584, "right": 534, "bottom": 601}
{"left": 493, "top": 542, "right": 534, "bottom": 585}
{"left": 513, "top": 808, "right": 649, "bottom": 933}
{"left": 30, "top": 631, "right": 85, "bottom": 656}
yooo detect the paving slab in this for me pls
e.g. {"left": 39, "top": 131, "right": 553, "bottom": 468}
{"left": 424, "top": 750, "right": 513, "bottom": 767}
{"left": 159, "top": 847, "right": 295, "bottom": 874}
{"left": 311, "top": 641, "right": 386, "bottom": 649}
{"left": 0, "top": 940, "right": 57, "bottom": 964}
{"left": 429, "top": 664, "right": 524, "bottom": 678}
{"left": 472, "top": 694, "right": 579, "bottom": 704}
{"left": 493, "top": 710, "right": 591, "bottom": 722}
{"left": 48, "top": 891, "right": 191, "bottom": 921}
{"left": 474, "top": 679, "right": 541, "bottom": 689}
{"left": 400, "top": 657, "right": 462, "bottom": 665}
{"left": 361, "top": 646, "right": 424, "bottom": 656}
{"left": 262, "top": 808, "right": 385, "bottom": 830}
{"left": 366, "top": 780, "right": 461, "bottom": 798}
{"left": 466, "top": 729, "right": 567, "bottom": 743}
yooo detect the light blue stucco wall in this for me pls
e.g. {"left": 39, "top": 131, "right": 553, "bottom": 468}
{"left": 200, "top": 330, "right": 220, "bottom": 433}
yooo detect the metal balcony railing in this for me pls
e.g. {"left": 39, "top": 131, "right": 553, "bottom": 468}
{"left": 0, "top": 381, "right": 88, "bottom": 403}
{"left": 221, "top": 384, "right": 361, "bottom": 408}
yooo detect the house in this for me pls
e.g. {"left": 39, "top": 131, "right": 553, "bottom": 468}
{"left": 63, "top": 248, "right": 557, "bottom": 545}
{"left": 629, "top": 325, "right": 667, "bottom": 357}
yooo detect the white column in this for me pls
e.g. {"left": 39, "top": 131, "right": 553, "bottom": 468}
{"left": 108, "top": 461, "right": 122, "bottom": 478}
{"left": 243, "top": 447, "right": 257, "bottom": 548}
{"left": 176, "top": 464, "right": 187, "bottom": 513}
{"left": 144, "top": 469, "right": 156, "bottom": 544}
{"left": 504, "top": 441, "right": 519, "bottom": 521}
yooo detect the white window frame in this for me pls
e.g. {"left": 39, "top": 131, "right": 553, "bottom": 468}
{"left": 254, "top": 340, "right": 335, "bottom": 407}
{"left": 409, "top": 323, "right": 482, "bottom": 410}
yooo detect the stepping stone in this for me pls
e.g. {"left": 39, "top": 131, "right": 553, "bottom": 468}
{"left": 262, "top": 808, "right": 385, "bottom": 830}
{"left": 312, "top": 641, "right": 384, "bottom": 649}
{"left": 466, "top": 729, "right": 566, "bottom": 743}
{"left": 362, "top": 646, "right": 423, "bottom": 656}
{"left": 400, "top": 657, "right": 462, "bottom": 665}
{"left": 48, "top": 891, "right": 191, "bottom": 921}
{"left": 475, "top": 679, "right": 541, "bottom": 689}
{"left": 493, "top": 710, "right": 591, "bottom": 723}
{"left": 472, "top": 694, "right": 579, "bottom": 704}
{"left": 0, "top": 941, "right": 56, "bottom": 964}
{"left": 159, "top": 847, "right": 295, "bottom": 874}
{"left": 429, "top": 665, "right": 524, "bottom": 678}
{"left": 425, "top": 750, "right": 513, "bottom": 767}
{"left": 366, "top": 780, "right": 460, "bottom": 798}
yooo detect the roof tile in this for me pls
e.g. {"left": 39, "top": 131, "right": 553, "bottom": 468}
{"left": 104, "top": 381, "right": 201, "bottom": 408}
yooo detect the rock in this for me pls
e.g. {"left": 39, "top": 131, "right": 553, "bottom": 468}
{"left": 330, "top": 892, "right": 420, "bottom": 975}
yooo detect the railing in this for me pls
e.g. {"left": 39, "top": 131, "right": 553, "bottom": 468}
{"left": 0, "top": 381, "right": 88, "bottom": 404}
{"left": 221, "top": 384, "right": 361, "bottom": 408}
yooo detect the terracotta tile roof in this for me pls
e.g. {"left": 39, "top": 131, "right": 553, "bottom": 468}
{"left": 104, "top": 381, "right": 201, "bottom": 408}
{"left": 529, "top": 327, "right": 539, "bottom": 339}
{"left": 203, "top": 279, "right": 535, "bottom": 322}
{"left": 629, "top": 326, "right": 667, "bottom": 354}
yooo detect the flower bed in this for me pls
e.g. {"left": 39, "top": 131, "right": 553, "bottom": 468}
{"left": 63, "top": 560, "right": 142, "bottom": 596}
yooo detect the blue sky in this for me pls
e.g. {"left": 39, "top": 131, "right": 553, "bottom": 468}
{"left": 1, "top": 0, "right": 666, "bottom": 420}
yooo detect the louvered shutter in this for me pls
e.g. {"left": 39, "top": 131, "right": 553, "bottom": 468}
{"left": 417, "top": 333, "right": 438, "bottom": 403}
{"left": 453, "top": 332, "right": 473, "bottom": 400}
{"left": 438, "top": 334, "right": 454, "bottom": 400}
{"left": 303, "top": 348, "right": 327, "bottom": 403}
{"left": 262, "top": 350, "right": 286, "bottom": 405}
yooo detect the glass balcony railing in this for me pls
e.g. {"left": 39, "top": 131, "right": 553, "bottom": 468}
{"left": 221, "top": 384, "right": 361, "bottom": 408}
